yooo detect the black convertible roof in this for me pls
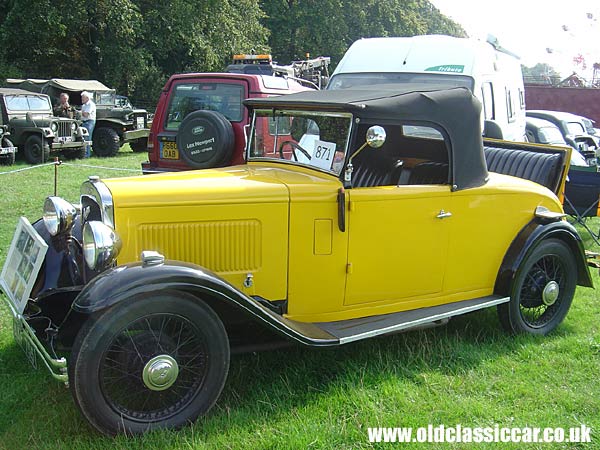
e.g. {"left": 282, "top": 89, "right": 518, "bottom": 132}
{"left": 245, "top": 85, "right": 488, "bottom": 191}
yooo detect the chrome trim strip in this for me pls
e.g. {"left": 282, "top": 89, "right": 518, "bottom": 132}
{"left": 338, "top": 296, "right": 510, "bottom": 345}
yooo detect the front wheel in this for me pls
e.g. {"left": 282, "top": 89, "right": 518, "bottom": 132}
{"left": 69, "top": 291, "right": 230, "bottom": 435}
{"left": 498, "top": 239, "right": 577, "bottom": 335}
{"left": 92, "top": 127, "right": 120, "bottom": 157}
{"left": 24, "top": 135, "right": 50, "bottom": 164}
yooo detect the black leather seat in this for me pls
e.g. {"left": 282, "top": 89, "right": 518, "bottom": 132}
{"left": 407, "top": 161, "right": 449, "bottom": 185}
{"left": 352, "top": 159, "right": 404, "bottom": 188}
{"left": 484, "top": 146, "right": 562, "bottom": 191}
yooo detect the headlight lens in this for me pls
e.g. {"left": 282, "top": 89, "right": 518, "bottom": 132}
{"left": 51, "top": 122, "right": 58, "bottom": 132}
{"left": 83, "top": 221, "right": 122, "bottom": 270}
{"left": 43, "top": 197, "right": 77, "bottom": 236}
{"left": 71, "top": 123, "right": 77, "bottom": 131}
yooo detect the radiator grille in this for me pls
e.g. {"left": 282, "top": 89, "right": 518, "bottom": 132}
{"left": 57, "top": 121, "right": 72, "bottom": 137}
{"left": 137, "top": 220, "right": 262, "bottom": 273}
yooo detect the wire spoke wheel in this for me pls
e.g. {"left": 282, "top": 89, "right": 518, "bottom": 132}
{"left": 99, "top": 313, "right": 208, "bottom": 422}
{"left": 518, "top": 255, "right": 564, "bottom": 328}
{"left": 70, "top": 292, "right": 230, "bottom": 435}
{"left": 498, "top": 239, "right": 577, "bottom": 335}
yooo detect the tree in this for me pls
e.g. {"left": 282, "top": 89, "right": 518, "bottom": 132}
{"left": 521, "top": 63, "right": 561, "bottom": 85}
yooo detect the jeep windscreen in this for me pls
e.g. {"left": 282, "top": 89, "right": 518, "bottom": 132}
{"left": 566, "top": 121, "right": 586, "bottom": 136}
{"left": 98, "top": 92, "right": 116, "bottom": 106}
{"left": 327, "top": 73, "right": 474, "bottom": 91}
{"left": 164, "top": 83, "right": 244, "bottom": 131}
{"left": 4, "top": 94, "right": 51, "bottom": 112}
{"left": 248, "top": 109, "right": 352, "bottom": 175}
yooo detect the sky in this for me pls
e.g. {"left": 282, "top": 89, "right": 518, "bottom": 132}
{"left": 430, "top": 0, "right": 600, "bottom": 79}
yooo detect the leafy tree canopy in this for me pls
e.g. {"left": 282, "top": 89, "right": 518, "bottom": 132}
{"left": 0, "top": 0, "right": 464, "bottom": 105}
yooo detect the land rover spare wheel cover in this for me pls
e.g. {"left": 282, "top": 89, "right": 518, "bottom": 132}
{"left": 177, "top": 110, "right": 234, "bottom": 168}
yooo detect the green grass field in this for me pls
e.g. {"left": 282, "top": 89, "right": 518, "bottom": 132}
{"left": 0, "top": 149, "right": 599, "bottom": 449}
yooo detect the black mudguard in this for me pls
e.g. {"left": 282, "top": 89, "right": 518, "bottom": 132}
{"left": 495, "top": 219, "right": 593, "bottom": 296}
{"left": 72, "top": 260, "right": 337, "bottom": 347}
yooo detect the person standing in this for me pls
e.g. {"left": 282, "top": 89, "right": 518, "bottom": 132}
{"left": 54, "top": 93, "right": 75, "bottom": 118}
{"left": 81, "top": 91, "right": 96, "bottom": 157}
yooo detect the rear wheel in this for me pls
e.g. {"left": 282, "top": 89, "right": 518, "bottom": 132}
{"left": 24, "top": 135, "right": 50, "bottom": 164}
{"left": 130, "top": 139, "right": 148, "bottom": 153}
{"left": 69, "top": 291, "right": 230, "bottom": 435}
{"left": 92, "top": 127, "right": 120, "bottom": 157}
{"left": 0, "top": 137, "right": 15, "bottom": 165}
{"left": 498, "top": 239, "right": 577, "bottom": 335}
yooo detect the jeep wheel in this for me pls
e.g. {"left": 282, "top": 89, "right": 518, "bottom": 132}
{"left": 176, "top": 110, "right": 234, "bottom": 169}
{"left": 62, "top": 144, "right": 86, "bottom": 160}
{"left": 130, "top": 138, "right": 148, "bottom": 153}
{"left": 69, "top": 291, "right": 230, "bottom": 436}
{"left": 497, "top": 239, "right": 577, "bottom": 335}
{"left": 24, "top": 135, "right": 50, "bottom": 164}
{"left": 0, "top": 137, "right": 15, "bottom": 165}
{"left": 92, "top": 127, "right": 120, "bottom": 157}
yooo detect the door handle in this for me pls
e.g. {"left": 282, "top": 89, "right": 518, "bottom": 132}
{"left": 436, "top": 210, "right": 452, "bottom": 219}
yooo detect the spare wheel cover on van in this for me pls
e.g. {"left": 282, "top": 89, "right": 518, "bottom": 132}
{"left": 176, "top": 110, "right": 235, "bottom": 169}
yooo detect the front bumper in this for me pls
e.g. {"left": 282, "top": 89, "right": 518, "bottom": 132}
{"left": 123, "top": 128, "right": 150, "bottom": 142}
{"left": 0, "top": 217, "right": 68, "bottom": 384}
{"left": 51, "top": 140, "right": 86, "bottom": 150}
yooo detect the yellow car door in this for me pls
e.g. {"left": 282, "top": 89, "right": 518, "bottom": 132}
{"left": 345, "top": 184, "right": 452, "bottom": 308}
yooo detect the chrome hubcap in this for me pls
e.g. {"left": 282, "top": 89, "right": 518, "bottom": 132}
{"left": 142, "top": 355, "right": 179, "bottom": 391}
{"left": 542, "top": 281, "right": 560, "bottom": 306}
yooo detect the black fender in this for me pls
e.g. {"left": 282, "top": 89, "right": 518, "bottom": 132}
{"left": 495, "top": 219, "right": 593, "bottom": 296}
{"left": 72, "top": 260, "right": 338, "bottom": 347}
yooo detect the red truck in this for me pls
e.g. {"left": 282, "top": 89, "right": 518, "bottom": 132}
{"left": 141, "top": 63, "right": 325, "bottom": 173}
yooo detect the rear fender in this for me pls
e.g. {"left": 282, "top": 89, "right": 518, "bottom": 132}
{"left": 495, "top": 219, "right": 593, "bottom": 296}
{"left": 72, "top": 260, "right": 336, "bottom": 346}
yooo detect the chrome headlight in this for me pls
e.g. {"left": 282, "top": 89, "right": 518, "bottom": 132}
{"left": 83, "top": 221, "right": 122, "bottom": 270}
{"left": 71, "top": 123, "right": 77, "bottom": 131}
{"left": 51, "top": 122, "right": 58, "bottom": 132}
{"left": 43, "top": 197, "right": 78, "bottom": 236}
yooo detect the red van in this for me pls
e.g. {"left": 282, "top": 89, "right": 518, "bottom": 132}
{"left": 141, "top": 73, "right": 310, "bottom": 173}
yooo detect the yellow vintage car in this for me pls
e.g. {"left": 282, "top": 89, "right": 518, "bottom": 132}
{"left": 0, "top": 86, "right": 593, "bottom": 435}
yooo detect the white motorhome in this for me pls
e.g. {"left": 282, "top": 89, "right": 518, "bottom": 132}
{"left": 329, "top": 35, "right": 526, "bottom": 142}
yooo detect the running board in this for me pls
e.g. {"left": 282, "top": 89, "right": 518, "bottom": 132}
{"left": 313, "top": 295, "right": 509, "bottom": 345}
{"left": 250, "top": 295, "right": 508, "bottom": 347}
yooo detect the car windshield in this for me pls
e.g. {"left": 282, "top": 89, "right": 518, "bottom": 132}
{"left": 538, "top": 126, "right": 565, "bottom": 144}
{"left": 328, "top": 72, "right": 474, "bottom": 91}
{"left": 165, "top": 82, "right": 244, "bottom": 131}
{"left": 248, "top": 109, "right": 352, "bottom": 175}
{"left": 4, "top": 94, "right": 51, "bottom": 112}
{"left": 98, "top": 92, "right": 116, "bottom": 106}
{"left": 566, "top": 121, "right": 585, "bottom": 135}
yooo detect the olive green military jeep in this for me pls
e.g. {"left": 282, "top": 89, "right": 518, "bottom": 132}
{"left": 5, "top": 78, "right": 150, "bottom": 157}
{"left": 0, "top": 88, "right": 87, "bottom": 163}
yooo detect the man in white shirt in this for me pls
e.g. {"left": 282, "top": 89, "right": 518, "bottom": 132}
{"left": 81, "top": 91, "right": 96, "bottom": 157}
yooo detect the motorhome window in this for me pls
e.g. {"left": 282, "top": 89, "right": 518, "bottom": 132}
{"left": 566, "top": 122, "right": 585, "bottom": 135}
{"left": 481, "top": 82, "right": 494, "bottom": 120}
{"left": 165, "top": 83, "right": 244, "bottom": 130}
{"left": 328, "top": 73, "right": 474, "bottom": 91}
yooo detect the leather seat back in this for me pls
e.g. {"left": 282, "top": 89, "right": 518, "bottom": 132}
{"left": 484, "top": 146, "right": 562, "bottom": 191}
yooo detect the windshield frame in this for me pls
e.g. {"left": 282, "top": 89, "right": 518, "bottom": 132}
{"left": 4, "top": 94, "right": 52, "bottom": 113}
{"left": 328, "top": 72, "right": 475, "bottom": 92}
{"left": 247, "top": 108, "right": 354, "bottom": 176}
